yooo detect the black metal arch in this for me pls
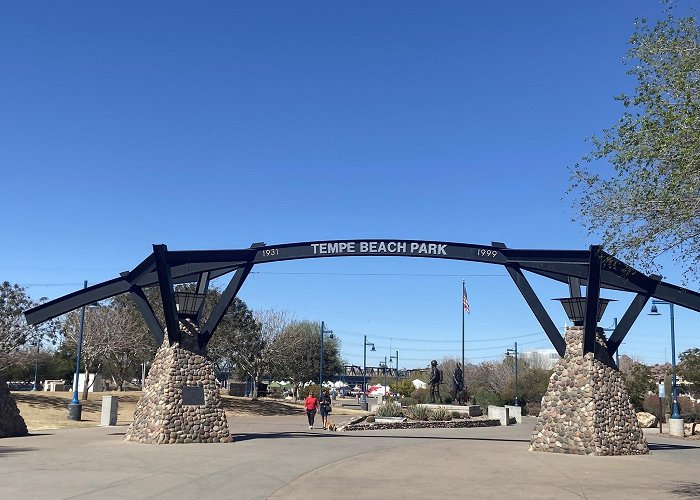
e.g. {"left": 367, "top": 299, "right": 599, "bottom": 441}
{"left": 24, "top": 239, "right": 700, "bottom": 361}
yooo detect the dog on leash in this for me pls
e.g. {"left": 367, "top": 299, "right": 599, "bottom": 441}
{"left": 326, "top": 419, "right": 337, "bottom": 431}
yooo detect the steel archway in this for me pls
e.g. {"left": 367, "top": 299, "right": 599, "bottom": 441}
{"left": 25, "top": 239, "right": 700, "bottom": 363}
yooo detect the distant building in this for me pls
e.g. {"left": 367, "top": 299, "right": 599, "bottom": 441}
{"left": 520, "top": 349, "right": 560, "bottom": 369}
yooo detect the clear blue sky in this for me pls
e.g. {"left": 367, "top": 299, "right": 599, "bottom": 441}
{"left": 1, "top": 1, "right": 695, "bottom": 369}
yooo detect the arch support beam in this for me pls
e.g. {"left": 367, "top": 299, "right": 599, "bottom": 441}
{"left": 606, "top": 293, "right": 650, "bottom": 357}
{"left": 128, "top": 285, "right": 164, "bottom": 345}
{"left": 199, "top": 264, "right": 254, "bottom": 348}
{"left": 583, "top": 245, "right": 602, "bottom": 355}
{"left": 505, "top": 263, "right": 565, "bottom": 356}
{"left": 153, "top": 244, "right": 180, "bottom": 344}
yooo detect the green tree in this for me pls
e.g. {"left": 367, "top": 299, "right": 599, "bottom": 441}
{"left": 0, "top": 282, "right": 60, "bottom": 378}
{"left": 270, "top": 320, "right": 343, "bottom": 399}
{"left": 0, "top": 282, "right": 36, "bottom": 370}
{"left": 622, "top": 361, "right": 656, "bottom": 409}
{"left": 678, "top": 348, "right": 700, "bottom": 388}
{"left": 391, "top": 379, "right": 415, "bottom": 397}
{"left": 569, "top": 7, "right": 700, "bottom": 279}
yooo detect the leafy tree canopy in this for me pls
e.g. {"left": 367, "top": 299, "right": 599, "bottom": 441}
{"left": 569, "top": 5, "right": 700, "bottom": 280}
{"left": 679, "top": 347, "right": 700, "bottom": 387}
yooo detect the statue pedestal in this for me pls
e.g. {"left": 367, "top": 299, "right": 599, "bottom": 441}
{"left": 530, "top": 327, "right": 648, "bottom": 455}
{"left": 125, "top": 341, "right": 231, "bottom": 444}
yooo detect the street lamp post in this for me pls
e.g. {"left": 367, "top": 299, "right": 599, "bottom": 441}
{"left": 319, "top": 321, "right": 333, "bottom": 393}
{"left": 505, "top": 342, "right": 519, "bottom": 406}
{"left": 32, "top": 331, "right": 40, "bottom": 391}
{"left": 649, "top": 300, "right": 681, "bottom": 420}
{"left": 381, "top": 357, "right": 387, "bottom": 393}
{"left": 362, "top": 335, "right": 375, "bottom": 410}
{"left": 68, "top": 280, "right": 88, "bottom": 421}
{"left": 390, "top": 350, "right": 399, "bottom": 397}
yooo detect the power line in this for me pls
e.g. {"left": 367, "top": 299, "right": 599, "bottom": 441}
{"left": 251, "top": 271, "right": 505, "bottom": 277}
{"left": 334, "top": 330, "right": 545, "bottom": 343}
{"left": 18, "top": 283, "right": 84, "bottom": 287}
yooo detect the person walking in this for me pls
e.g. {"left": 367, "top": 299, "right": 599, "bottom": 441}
{"left": 304, "top": 391, "right": 319, "bottom": 429}
{"left": 319, "top": 389, "right": 332, "bottom": 430}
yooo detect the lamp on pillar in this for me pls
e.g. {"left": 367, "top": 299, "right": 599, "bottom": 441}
{"left": 554, "top": 297, "right": 615, "bottom": 326}
{"left": 174, "top": 292, "right": 206, "bottom": 321}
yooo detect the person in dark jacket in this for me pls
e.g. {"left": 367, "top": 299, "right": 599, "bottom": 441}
{"left": 429, "top": 360, "right": 441, "bottom": 403}
{"left": 319, "top": 389, "right": 332, "bottom": 430}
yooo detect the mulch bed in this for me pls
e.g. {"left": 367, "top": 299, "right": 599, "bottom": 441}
{"left": 342, "top": 418, "right": 502, "bottom": 431}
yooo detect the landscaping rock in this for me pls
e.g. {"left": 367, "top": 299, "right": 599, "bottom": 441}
{"left": 636, "top": 412, "right": 657, "bottom": 428}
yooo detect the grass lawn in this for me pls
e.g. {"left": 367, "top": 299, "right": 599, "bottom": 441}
{"left": 11, "top": 391, "right": 361, "bottom": 431}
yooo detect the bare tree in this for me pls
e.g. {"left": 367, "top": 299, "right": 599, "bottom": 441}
{"left": 101, "top": 296, "right": 157, "bottom": 391}
{"left": 63, "top": 302, "right": 139, "bottom": 398}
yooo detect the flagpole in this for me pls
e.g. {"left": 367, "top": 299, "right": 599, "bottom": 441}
{"left": 461, "top": 280, "right": 465, "bottom": 390}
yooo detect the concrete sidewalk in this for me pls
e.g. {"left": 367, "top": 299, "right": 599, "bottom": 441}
{"left": 0, "top": 416, "right": 698, "bottom": 499}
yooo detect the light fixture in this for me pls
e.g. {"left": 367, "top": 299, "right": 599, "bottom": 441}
{"left": 554, "top": 297, "right": 615, "bottom": 326}
{"left": 174, "top": 292, "right": 206, "bottom": 319}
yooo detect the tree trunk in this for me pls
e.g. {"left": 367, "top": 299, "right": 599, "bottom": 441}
{"left": 251, "top": 374, "right": 259, "bottom": 400}
{"left": 81, "top": 365, "right": 90, "bottom": 400}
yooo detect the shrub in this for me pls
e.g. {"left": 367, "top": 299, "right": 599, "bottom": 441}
{"left": 443, "top": 395, "right": 453, "bottom": 405}
{"left": 642, "top": 394, "right": 663, "bottom": 418}
{"left": 430, "top": 406, "right": 452, "bottom": 421}
{"left": 365, "top": 415, "right": 375, "bottom": 423}
{"left": 401, "top": 397, "right": 417, "bottom": 407}
{"left": 679, "top": 395, "right": 700, "bottom": 415}
{"left": 376, "top": 401, "right": 403, "bottom": 417}
{"left": 524, "top": 401, "right": 541, "bottom": 417}
{"left": 392, "top": 380, "right": 416, "bottom": 398}
{"left": 404, "top": 405, "right": 432, "bottom": 421}
{"left": 411, "top": 388, "right": 429, "bottom": 403}
{"left": 473, "top": 389, "right": 502, "bottom": 409}
{"left": 451, "top": 411, "right": 462, "bottom": 419}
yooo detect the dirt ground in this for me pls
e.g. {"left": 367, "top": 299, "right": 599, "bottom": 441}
{"left": 11, "top": 391, "right": 361, "bottom": 431}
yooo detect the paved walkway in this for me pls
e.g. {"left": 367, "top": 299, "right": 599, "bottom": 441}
{"left": 1, "top": 416, "right": 699, "bottom": 499}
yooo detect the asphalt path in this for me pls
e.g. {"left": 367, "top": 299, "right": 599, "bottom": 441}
{"left": 1, "top": 416, "right": 699, "bottom": 499}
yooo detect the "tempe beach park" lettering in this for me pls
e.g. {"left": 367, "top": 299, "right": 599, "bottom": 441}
{"left": 310, "top": 241, "right": 447, "bottom": 256}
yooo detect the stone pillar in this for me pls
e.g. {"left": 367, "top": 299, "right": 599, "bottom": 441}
{"left": 125, "top": 331, "right": 231, "bottom": 444}
{"left": 0, "top": 378, "right": 29, "bottom": 438}
{"left": 530, "top": 326, "right": 648, "bottom": 455}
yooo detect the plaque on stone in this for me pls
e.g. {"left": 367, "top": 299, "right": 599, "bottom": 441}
{"left": 182, "top": 385, "right": 205, "bottom": 405}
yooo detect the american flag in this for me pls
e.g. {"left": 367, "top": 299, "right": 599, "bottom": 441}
{"left": 463, "top": 282, "right": 470, "bottom": 314}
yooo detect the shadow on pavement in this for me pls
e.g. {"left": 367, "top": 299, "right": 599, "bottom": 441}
{"left": 234, "top": 432, "right": 530, "bottom": 443}
{"left": 221, "top": 398, "right": 304, "bottom": 416}
{"left": 668, "top": 482, "right": 700, "bottom": 498}
{"left": 0, "top": 446, "right": 37, "bottom": 455}
{"left": 649, "top": 442, "right": 700, "bottom": 451}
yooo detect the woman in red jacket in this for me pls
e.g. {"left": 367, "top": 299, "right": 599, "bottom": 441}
{"left": 304, "top": 391, "right": 319, "bottom": 429}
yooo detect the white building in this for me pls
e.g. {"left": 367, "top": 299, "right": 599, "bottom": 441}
{"left": 73, "top": 373, "right": 105, "bottom": 393}
{"left": 520, "top": 349, "right": 560, "bottom": 369}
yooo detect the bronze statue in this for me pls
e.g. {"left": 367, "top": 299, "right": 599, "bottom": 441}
{"left": 453, "top": 362, "right": 466, "bottom": 405}
{"left": 429, "top": 360, "right": 441, "bottom": 403}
